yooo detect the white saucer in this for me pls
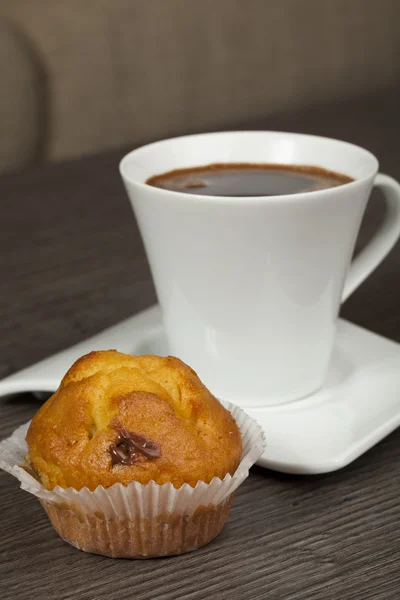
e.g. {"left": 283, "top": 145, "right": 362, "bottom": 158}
{"left": 1, "top": 305, "right": 400, "bottom": 474}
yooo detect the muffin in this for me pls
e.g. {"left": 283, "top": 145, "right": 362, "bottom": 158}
{"left": 26, "top": 350, "right": 242, "bottom": 491}
{"left": 18, "top": 350, "right": 264, "bottom": 558}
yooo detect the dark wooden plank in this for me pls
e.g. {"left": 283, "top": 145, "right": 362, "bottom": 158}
{"left": 1, "top": 394, "right": 400, "bottom": 600}
{"left": 1, "top": 87, "right": 400, "bottom": 599}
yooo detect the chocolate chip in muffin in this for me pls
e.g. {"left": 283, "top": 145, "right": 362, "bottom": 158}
{"left": 110, "top": 428, "right": 161, "bottom": 466}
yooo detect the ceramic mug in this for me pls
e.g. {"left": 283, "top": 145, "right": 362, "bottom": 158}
{"left": 120, "top": 132, "right": 400, "bottom": 406}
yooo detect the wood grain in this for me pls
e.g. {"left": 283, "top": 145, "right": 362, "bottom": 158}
{"left": 1, "top": 88, "right": 400, "bottom": 599}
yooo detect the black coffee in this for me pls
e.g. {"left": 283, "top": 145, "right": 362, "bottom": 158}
{"left": 146, "top": 163, "right": 353, "bottom": 196}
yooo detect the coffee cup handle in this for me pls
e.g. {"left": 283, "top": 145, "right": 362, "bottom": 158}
{"left": 342, "top": 173, "right": 400, "bottom": 302}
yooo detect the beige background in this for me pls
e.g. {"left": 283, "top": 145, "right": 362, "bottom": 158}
{"left": 0, "top": 0, "right": 399, "bottom": 172}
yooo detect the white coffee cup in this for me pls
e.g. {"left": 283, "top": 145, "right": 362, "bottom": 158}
{"left": 120, "top": 132, "right": 400, "bottom": 406}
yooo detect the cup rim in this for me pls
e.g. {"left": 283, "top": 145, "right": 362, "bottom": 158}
{"left": 119, "top": 130, "right": 379, "bottom": 203}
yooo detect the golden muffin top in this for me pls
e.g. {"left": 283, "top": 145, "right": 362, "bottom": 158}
{"left": 26, "top": 350, "right": 242, "bottom": 491}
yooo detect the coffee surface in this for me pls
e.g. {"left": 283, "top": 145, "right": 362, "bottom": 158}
{"left": 147, "top": 163, "right": 353, "bottom": 196}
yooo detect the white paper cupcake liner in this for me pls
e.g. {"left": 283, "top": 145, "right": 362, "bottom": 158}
{"left": 0, "top": 401, "right": 265, "bottom": 558}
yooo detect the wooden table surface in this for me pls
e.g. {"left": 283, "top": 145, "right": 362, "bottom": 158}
{"left": 1, "top": 90, "right": 400, "bottom": 599}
